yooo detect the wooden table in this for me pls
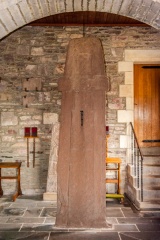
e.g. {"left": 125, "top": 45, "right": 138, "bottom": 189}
{"left": 0, "top": 162, "right": 22, "bottom": 201}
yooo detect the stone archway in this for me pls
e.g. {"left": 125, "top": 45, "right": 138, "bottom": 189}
{"left": 0, "top": 0, "right": 160, "bottom": 39}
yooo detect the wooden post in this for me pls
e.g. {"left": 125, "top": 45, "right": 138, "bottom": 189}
{"left": 27, "top": 138, "right": 29, "bottom": 167}
{"left": 33, "top": 138, "right": 35, "bottom": 168}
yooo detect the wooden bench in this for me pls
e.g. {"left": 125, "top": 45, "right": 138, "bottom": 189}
{"left": 0, "top": 162, "right": 22, "bottom": 201}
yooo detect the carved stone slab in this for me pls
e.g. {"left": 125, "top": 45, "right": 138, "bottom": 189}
{"left": 56, "top": 37, "right": 108, "bottom": 228}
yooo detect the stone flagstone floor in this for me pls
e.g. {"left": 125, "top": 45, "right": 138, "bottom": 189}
{"left": 0, "top": 195, "right": 159, "bottom": 239}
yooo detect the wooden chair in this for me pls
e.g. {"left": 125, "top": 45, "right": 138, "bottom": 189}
{"left": 106, "top": 135, "right": 124, "bottom": 202}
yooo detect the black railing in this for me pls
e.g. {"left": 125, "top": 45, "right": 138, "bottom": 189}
{"left": 130, "top": 122, "right": 143, "bottom": 202}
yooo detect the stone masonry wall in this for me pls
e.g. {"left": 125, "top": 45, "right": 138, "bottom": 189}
{"left": 0, "top": 25, "right": 159, "bottom": 195}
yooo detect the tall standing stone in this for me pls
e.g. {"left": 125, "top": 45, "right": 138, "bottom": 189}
{"left": 56, "top": 37, "right": 108, "bottom": 228}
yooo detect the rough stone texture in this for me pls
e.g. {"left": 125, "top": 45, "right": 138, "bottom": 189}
{"left": 0, "top": 25, "right": 159, "bottom": 195}
{"left": 22, "top": 78, "right": 42, "bottom": 91}
{"left": 46, "top": 120, "right": 59, "bottom": 193}
{"left": 1, "top": 112, "right": 18, "bottom": 126}
{"left": 31, "top": 47, "right": 44, "bottom": 56}
{"left": 17, "top": 45, "right": 30, "bottom": 55}
{"left": 56, "top": 38, "right": 108, "bottom": 228}
{"left": 43, "top": 113, "right": 58, "bottom": 125}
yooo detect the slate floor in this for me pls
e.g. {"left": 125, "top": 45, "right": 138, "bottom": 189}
{"left": 0, "top": 195, "right": 159, "bottom": 240}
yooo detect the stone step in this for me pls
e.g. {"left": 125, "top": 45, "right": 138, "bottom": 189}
{"left": 127, "top": 164, "right": 133, "bottom": 175}
{"left": 143, "top": 164, "right": 160, "bottom": 175}
{"left": 138, "top": 199, "right": 160, "bottom": 210}
{"left": 145, "top": 174, "right": 160, "bottom": 178}
{"left": 128, "top": 162, "right": 160, "bottom": 175}
{"left": 141, "top": 199, "right": 160, "bottom": 204}
{"left": 127, "top": 175, "right": 137, "bottom": 186}
{"left": 143, "top": 175, "right": 160, "bottom": 186}
{"left": 143, "top": 156, "right": 160, "bottom": 165}
{"left": 144, "top": 163, "right": 160, "bottom": 167}
{"left": 127, "top": 150, "right": 160, "bottom": 210}
{"left": 143, "top": 188, "right": 160, "bottom": 199}
{"left": 141, "top": 147, "right": 160, "bottom": 155}
{"left": 126, "top": 182, "right": 160, "bottom": 210}
{"left": 128, "top": 175, "right": 160, "bottom": 189}
{"left": 144, "top": 186, "right": 160, "bottom": 190}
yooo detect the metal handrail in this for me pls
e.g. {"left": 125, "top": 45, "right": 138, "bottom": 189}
{"left": 130, "top": 122, "right": 143, "bottom": 202}
{"left": 130, "top": 123, "right": 143, "bottom": 160}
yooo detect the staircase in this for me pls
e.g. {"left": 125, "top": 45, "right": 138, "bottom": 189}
{"left": 126, "top": 123, "right": 160, "bottom": 210}
{"left": 140, "top": 147, "right": 160, "bottom": 209}
{"left": 127, "top": 146, "right": 160, "bottom": 210}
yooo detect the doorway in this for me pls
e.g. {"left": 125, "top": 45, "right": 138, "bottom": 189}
{"left": 134, "top": 64, "right": 160, "bottom": 147}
